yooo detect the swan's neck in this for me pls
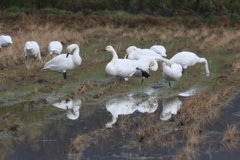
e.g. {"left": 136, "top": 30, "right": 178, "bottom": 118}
{"left": 72, "top": 47, "right": 80, "bottom": 57}
{"left": 72, "top": 47, "right": 81, "bottom": 65}
{"left": 36, "top": 52, "right": 42, "bottom": 60}
{"left": 200, "top": 58, "right": 210, "bottom": 74}
{"left": 110, "top": 49, "right": 118, "bottom": 62}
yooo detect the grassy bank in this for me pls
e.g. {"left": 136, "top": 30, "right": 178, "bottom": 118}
{"left": 0, "top": 14, "right": 240, "bottom": 159}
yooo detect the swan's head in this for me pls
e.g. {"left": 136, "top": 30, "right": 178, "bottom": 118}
{"left": 125, "top": 46, "right": 137, "bottom": 59}
{"left": 102, "top": 46, "right": 115, "bottom": 52}
{"left": 160, "top": 111, "right": 172, "bottom": 121}
{"left": 66, "top": 44, "right": 79, "bottom": 55}
{"left": 148, "top": 59, "right": 158, "bottom": 71}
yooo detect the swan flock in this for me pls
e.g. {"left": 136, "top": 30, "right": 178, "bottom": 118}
{"left": 2, "top": 34, "right": 210, "bottom": 86}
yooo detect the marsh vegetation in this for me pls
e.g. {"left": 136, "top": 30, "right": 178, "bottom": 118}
{"left": 0, "top": 13, "right": 240, "bottom": 159}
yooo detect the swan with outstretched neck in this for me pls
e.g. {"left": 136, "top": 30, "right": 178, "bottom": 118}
{"left": 42, "top": 44, "right": 82, "bottom": 79}
{"left": 169, "top": 51, "right": 210, "bottom": 76}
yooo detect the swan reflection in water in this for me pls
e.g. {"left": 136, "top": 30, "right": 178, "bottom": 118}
{"left": 53, "top": 98, "right": 82, "bottom": 120}
{"left": 105, "top": 87, "right": 158, "bottom": 128}
{"left": 160, "top": 88, "right": 198, "bottom": 121}
{"left": 160, "top": 97, "right": 182, "bottom": 121}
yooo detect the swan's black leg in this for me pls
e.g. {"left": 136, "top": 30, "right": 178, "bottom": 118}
{"left": 182, "top": 68, "right": 185, "bottom": 74}
{"left": 169, "top": 82, "right": 171, "bottom": 88}
{"left": 141, "top": 77, "right": 144, "bottom": 84}
{"left": 119, "top": 77, "right": 122, "bottom": 83}
{"left": 63, "top": 72, "right": 67, "bottom": 79}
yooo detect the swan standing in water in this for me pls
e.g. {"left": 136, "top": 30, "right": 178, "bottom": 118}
{"left": 103, "top": 46, "right": 150, "bottom": 82}
{"left": 125, "top": 46, "right": 164, "bottom": 60}
{"left": 170, "top": 51, "right": 210, "bottom": 76}
{"left": 48, "top": 41, "right": 63, "bottom": 57}
{"left": 157, "top": 58, "right": 183, "bottom": 88}
{"left": 24, "top": 41, "right": 42, "bottom": 60}
{"left": 42, "top": 44, "right": 82, "bottom": 79}
{"left": 53, "top": 98, "right": 82, "bottom": 120}
{"left": 160, "top": 97, "right": 182, "bottom": 121}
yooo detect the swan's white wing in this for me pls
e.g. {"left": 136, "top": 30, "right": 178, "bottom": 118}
{"left": 43, "top": 54, "right": 74, "bottom": 72}
{"left": 150, "top": 45, "right": 167, "bottom": 57}
{"left": 108, "top": 59, "right": 138, "bottom": 77}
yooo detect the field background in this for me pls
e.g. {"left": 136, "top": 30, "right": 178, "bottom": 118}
{"left": 1, "top": 1, "right": 240, "bottom": 159}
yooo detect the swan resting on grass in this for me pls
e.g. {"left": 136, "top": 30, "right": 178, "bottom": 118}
{"left": 125, "top": 45, "right": 166, "bottom": 60}
{"left": 156, "top": 58, "right": 183, "bottom": 88}
{"left": 0, "top": 35, "right": 13, "bottom": 49}
{"left": 48, "top": 41, "right": 63, "bottom": 57}
{"left": 103, "top": 45, "right": 150, "bottom": 82}
{"left": 170, "top": 51, "right": 210, "bottom": 76}
{"left": 42, "top": 44, "right": 82, "bottom": 79}
{"left": 24, "top": 41, "right": 42, "bottom": 60}
{"left": 149, "top": 45, "right": 167, "bottom": 57}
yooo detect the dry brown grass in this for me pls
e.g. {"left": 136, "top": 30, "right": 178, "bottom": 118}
{"left": 68, "top": 134, "right": 92, "bottom": 154}
{"left": 173, "top": 126, "right": 204, "bottom": 160}
{"left": 221, "top": 124, "right": 240, "bottom": 151}
{"left": 178, "top": 85, "right": 236, "bottom": 126}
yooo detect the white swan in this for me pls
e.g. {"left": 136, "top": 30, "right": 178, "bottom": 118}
{"left": 160, "top": 97, "right": 182, "bottom": 121}
{"left": 24, "top": 41, "right": 42, "bottom": 60}
{"left": 53, "top": 98, "right": 82, "bottom": 120}
{"left": 170, "top": 51, "right": 210, "bottom": 76}
{"left": 133, "top": 57, "right": 158, "bottom": 83}
{"left": 42, "top": 44, "right": 82, "bottom": 79}
{"left": 0, "top": 35, "right": 12, "bottom": 49}
{"left": 48, "top": 41, "right": 63, "bottom": 57}
{"left": 157, "top": 58, "right": 183, "bottom": 88}
{"left": 103, "top": 46, "right": 150, "bottom": 81}
{"left": 150, "top": 45, "right": 167, "bottom": 57}
{"left": 125, "top": 46, "right": 164, "bottom": 60}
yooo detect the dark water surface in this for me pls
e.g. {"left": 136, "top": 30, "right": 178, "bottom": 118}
{"left": 2, "top": 88, "right": 240, "bottom": 160}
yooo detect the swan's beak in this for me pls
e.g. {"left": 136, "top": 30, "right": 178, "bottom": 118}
{"left": 125, "top": 53, "right": 129, "bottom": 59}
{"left": 148, "top": 67, "right": 152, "bottom": 70}
{"left": 102, "top": 47, "right": 108, "bottom": 51}
{"left": 66, "top": 48, "right": 75, "bottom": 58}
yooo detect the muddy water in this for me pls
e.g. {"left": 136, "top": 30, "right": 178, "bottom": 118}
{"left": 1, "top": 86, "right": 240, "bottom": 160}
